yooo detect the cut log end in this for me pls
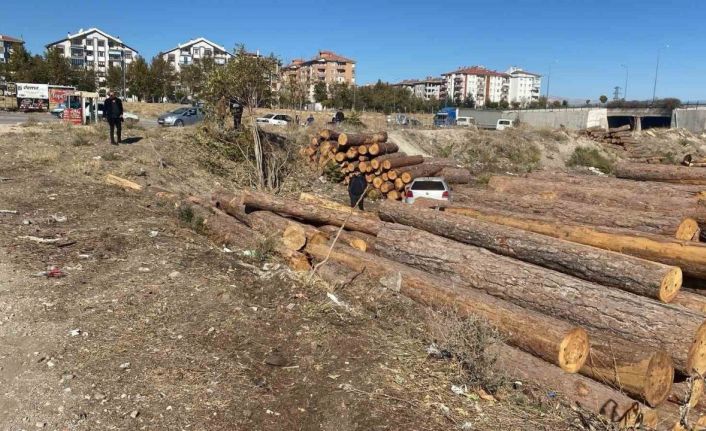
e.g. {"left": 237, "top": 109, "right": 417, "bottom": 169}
{"left": 687, "top": 321, "right": 706, "bottom": 375}
{"left": 348, "top": 238, "right": 367, "bottom": 252}
{"left": 676, "top": 218, "right": 700, "bottom": 241}
{"left": 659, "top": 267, "right": 683, "bottom": 303}
{"left": 644, "top": 351, "right": 675, "bottom": 407}
{"left": 288, "top": 253, "right": 311, "bottom": 272}
{"left": 282, "top": 224, "right": 307, "bottom": 251}
{"left": 559, "top": 328, "right": 590, "bottom": 373}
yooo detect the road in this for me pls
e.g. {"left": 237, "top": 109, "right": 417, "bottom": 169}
{"left": 0, "top": 111, "right": 158, "bottom": 128}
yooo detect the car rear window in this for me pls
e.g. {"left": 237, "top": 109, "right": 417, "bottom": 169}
{"left": 411, "top": 181, "right": 446, "bottom": 191}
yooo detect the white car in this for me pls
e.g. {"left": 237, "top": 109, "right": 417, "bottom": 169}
{"left": 404, "top": 177, "right": 451, "bottom": 204}
{"left": 256, "top": 113, "right": 293, "bottom": 126}
{"left": 496, "top": 119, "right": 514, "bottom": 130}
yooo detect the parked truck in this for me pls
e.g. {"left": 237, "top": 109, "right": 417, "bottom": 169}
{"left": 433, "top": 107, "right": 517, "bottom": 130}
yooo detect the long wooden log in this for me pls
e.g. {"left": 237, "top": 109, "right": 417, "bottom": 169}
{"left": 398, "top": 164, "right": 443, "bottom": 183}
{"left": 319, "top": 129, "right": 340, "bottom": 141}
{"left": 671, "top": 291, "right": 706, "bottom": 314}
{"left": 298, "top": 193, "right": 380, "bottom": 220}
{"left": 384, "top": 155, "right": 424, "bottom": 170}
{"left": 439, "top": 167, "right": 473, "bottom": 184}
{"left": 422, "top": 157, "right": 462, "bottom": 168}
{"left": 379, "top": 201, "right": 682, "bottom": 302}
{"left": 527, "top": 171, "right": 706, "bottom": 196}
{"left": 182, "top": 202, "right": 261, "bottom": 250}
{"left": 370, "top": 152, "right": 407, "bottom": 170}
{"left": 616, "top": 162, "right": 706, "bottom": 185}
{"left": 376, "top": 204, "right": 706, "bottom": 375}
{"left": 453, "top": 187, "right": 700, "bottom": 241}
{"left": 443, "top": 203, "right": 706, "bottom": 281}
{"left": 338, "top": 131, "right": 388, "bottom": 147}
{"left": 373, "top": 224, "right": 677, "bottom": 404}
{"left": 244, "top": 211, "right": 326, "bottom": 251}
{"left": 492, "top": 343, "right": 659, "bottom": 428}
{"left": 304, "top": 241, "right": 590, "bottom": 373}
{"left": 368, "top": 142, "right": 399, "bottom": 156}
{"left": 488, "top": 175, "right": 701, "bottom": 213}
{"left": 233, "top": 190, "right": 382, "bottom": 235}
{"left": 318, "top": 225, "right": 374, "bottom": 252}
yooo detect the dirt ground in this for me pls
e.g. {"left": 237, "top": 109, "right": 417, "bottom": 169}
{"left": 0, "top": 118, "right": 609, "bottom": 430}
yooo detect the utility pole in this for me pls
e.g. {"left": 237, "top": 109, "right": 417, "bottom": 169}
{"left": 121, "top": 52, "right": 126, "bottom": 99}
{"left": 652, "top": 45, "right": 669, "bottom": 104}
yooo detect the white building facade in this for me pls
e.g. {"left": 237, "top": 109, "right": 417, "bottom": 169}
{"left": 393, "top": 77, "right": 446, "bottom": 101}
{"left": 160, "top": 37, "right": 233, "bottom": 73}
{"left": 0, "top": 34, "right": 24, "bottom": 64}
{"left": 442, "top": 66, "right": 509, "bottom": 108}
{"left": 46, "top": 28, "right": 137, "bottom": 86}
{"left": 506, "top": 67, "right": 542, "bottom": 107}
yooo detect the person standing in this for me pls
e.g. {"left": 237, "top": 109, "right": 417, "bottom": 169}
{"left": 103, "top": 91, "right": 123, "bottom": 145}
{"left": 347, "top": 172, "right": 367, "bottom": 210}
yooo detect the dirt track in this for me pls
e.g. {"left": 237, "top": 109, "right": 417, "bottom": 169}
{"left": 0, "top": 121, "right": 580, "bottom": 430}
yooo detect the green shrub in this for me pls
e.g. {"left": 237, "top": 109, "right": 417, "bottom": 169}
{"left": 566, "top": 147, "right": 614, "bottom": 173}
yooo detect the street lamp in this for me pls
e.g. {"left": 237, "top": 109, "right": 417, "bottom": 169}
{"left": 620, "top": 64, "right": 628, "bottom": 101}
{"left": 652, "top": 44, "right": 669, "bottom": 104}
{"left": 545, "top": 59, "right": 558, "bottom": 104}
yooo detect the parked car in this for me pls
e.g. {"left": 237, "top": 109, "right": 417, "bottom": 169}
{"left": 404, "top": 177, "right": 451, "bottom": 204}
{"left": 456, "top": 117, "right": 476, "bottom": 127}
{"left": 496, "top": 118, "right": 514, "bottom": 130}
{"left": 256, "top": 113, "right": 292, "bottom": 126}
{"left": 158, "top": 107, "right": 205, "bottom": 127}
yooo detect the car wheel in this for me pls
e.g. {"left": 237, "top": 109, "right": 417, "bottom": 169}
{"left": 175, "top": 120, "right": 184, "bottom": 127}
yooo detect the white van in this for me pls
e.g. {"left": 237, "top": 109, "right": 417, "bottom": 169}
{"left": 496, "top": 119, "right": 514, "bottom": 130}
{"left": 457, "top": 117, "right": 475, "bottom": 127}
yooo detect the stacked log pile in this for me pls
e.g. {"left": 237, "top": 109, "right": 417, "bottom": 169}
{"left": 175, "top": 183, "right": 706, "bottom": 429}
{"left": 302, "top": 129, "right": 472, "bottom": 200}
{"left": 581, "top": 124, "right": 638, "bottom": 146}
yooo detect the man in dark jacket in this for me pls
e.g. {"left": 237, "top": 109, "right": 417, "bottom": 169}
{"left": 103, "top": 91, "right": 123, "bottom": 145}
{"left": 348, "top": 172, "right": 367, "bottom": 210}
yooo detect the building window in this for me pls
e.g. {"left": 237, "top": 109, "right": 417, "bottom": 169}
{"left": 98, "top": 61, "right": 105, "bottom": 67}
{"left": 124, "top": 51, "right": 132, "bottom": 59}
{"left": 98, "top": 51, "right": 104, "bottom": 58}
{"left": 97, "top": 40, "right": 105, "bottom": 47}
{"left": 70, "top": 58, "right": 84, "bottom": 67}
{"left": 204, "top": 49, "right": 212, "bottom": 57}
{"left": 168, "top": 54, "right": 175, "bottom": 62}
{"left": 71, "top": 48, "right": 84, "bottom": 57}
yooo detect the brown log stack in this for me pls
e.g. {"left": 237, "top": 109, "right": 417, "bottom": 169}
{"left": 616, "top": 161, "right": 706, "bottom": 185}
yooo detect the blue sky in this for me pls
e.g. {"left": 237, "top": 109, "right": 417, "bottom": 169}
{"left": 2, "top": 0, "right": 705, "bottom": 101}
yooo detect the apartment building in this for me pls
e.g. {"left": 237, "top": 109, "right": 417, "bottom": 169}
{"left": 160, "top": 37, "right": 233, "bottom": 73}
{"left": 393, "top": 77, "right": 446, "bottom": 101}
{"left": 0, "top": 34, "right": 24, "bottom": 64}
{"left": 45, "top": 28, "right": 138, "bottom": 84}
{"left": 281, "top": 50, "right": 355, "bottom": 101}
{"left": 506, "top": 67, "right": 542, "bottom": 107}
{"left": 442, "top": 66, "right": 509, "bottom": 107}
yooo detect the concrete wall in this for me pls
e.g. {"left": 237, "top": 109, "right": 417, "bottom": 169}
{"left": 672, "top": 108, "right": 706, "bottom": 133}
{"left": 510, "top": 108, "right": 607, "bottom": 130}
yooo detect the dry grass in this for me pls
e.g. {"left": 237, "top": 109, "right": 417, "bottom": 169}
{"left": 123, "top": 101, "right": 187, "bottom": 118}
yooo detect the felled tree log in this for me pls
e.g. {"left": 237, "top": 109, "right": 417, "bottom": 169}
{"left": 244, "top": 211, "right": 326, "bottom": 251}
{"left": 368, "top": 142, "right": 399, "bottom": 156}
{"left": 318, "top": 225, "right": 375, "bottom": 252}
{"left": 453, "top": 187, "right": 700, "bottom": 240}
{"left": 182, "top": 202, "right": 261, "bottom": 250}
{"left": 105, "top": 174, "right": 143, "bottom": 191}
{"left": 616, "top": 162, "right": 706, "bottom": 185}
{"left": 528, "top": 171, "right": 706, "bottom": 196}
{"left": 298, "top": 193, "right": 380, "bottom": 220}
{"left": 439, "top": 167, "right": 473, "bottom": 184}
{"left": 398, "top": 164, "right": 443, "bottom": 183}
{"left": 373, "top": 224, "right": 676, "bottom": 404}
{"left": 671, "top": 291, "right": 706, "bottom": 314}
{"left": 444, "top": 204, "right": 706, "bottom": 280}
{"left": 370, "top": 152, "right": 407, "bottom": 170}
{"left": 488, "top": 175, "right": 701, "bottom": 212}
{"left": 379, "top": 201, "right": 683, "bottom": 303}
{"left": 319, "top": 129, "right": 340, "bottom": 141}
{"left": 231, "top": 190, "right": 383, "bottom": 235}
{"left": 338, "top": 131, "right": 388, "bottom": 147}
{"left": 384, "top": 155, "right": 424, "bottom": 170}
{"left": 304, "top": 241, "right": 590, "bottom": 373}
{"left": 422, "top": 157, "right": 462, "bottom": 168}
{"left": 373, "top": 211, "right": 706, "bottom": 375}
{"left": 492, "top": 343, "right": 659, "bottom": 428}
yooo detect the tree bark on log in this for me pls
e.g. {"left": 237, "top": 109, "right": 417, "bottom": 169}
{"left": 671, "top": 291, "right": 706, "bottom": 314}
{"left": 616, "top": 162, "right": 706, "bottom": 185}
{"left": 304, "top": 241, "right": 590, "bottom": 373}
{"left": 372, "top": 212, "right": 706, "bottom": 375}
{"left": 443, "top": 203, "right": 706, "bottom": 280}
{"left": 318, "top": 225, "right": 374, "bottom": 252}
{"left": 439, "top": 167, "right": 473, "bottom": 184}
{"left": 528, "top": 171, "right": 706, "bottom": 196}
{"left": 384, "top": 155, "right": 424, "bottom": 170}
{"left": 370, "top": 152, "right": 407, "bottom": 170}
{"left": 372, "top": 224, "right": 676, "bottom": 404}
{"left": 338, "top": 131, "right": 388, "bottom": 147}
{"left": 368, "top": 142, "right": 399, "bottom": 156}
{"left": 379, "top": 201, "right": 683, "bottom": 303}
{"left": 453, "top": 187, "right": 700, "bottom": 240}
{"left": 298, "top": 193, "right": 379, "bottom": 220}
{"left": 319, "top": 129, "right": 340, "bottom": 141}
{"left": 422, "top": 157, "right": 463, "bottom": 168}
{"left": 182, "top": 202, "right": 261, "bottom": 250}
{"left": 398, "top": 164, "right": 443, "bottom": 183}
{"left": 492, "top": 342, "right": 660, "bottom": 428}
{"left": 488, "top": 175, "right": 701, "bottom": 213}
{"left": 231, "top": 190, "right": 382, "bottom": 235}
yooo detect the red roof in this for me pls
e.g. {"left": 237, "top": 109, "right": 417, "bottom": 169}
{"left": 316, "top": 50, "right": 355, "bottom": 63}
{"left": 442, "top": 66, "right": 508, "bottom": 78}
{"left": 0, "top": 34, "right": 24, "bottom": 44}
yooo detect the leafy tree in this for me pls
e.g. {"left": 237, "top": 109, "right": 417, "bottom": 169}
{"left": 585, "top": 99, "right": 591, "bottom": 105}
{"left": 74, "top": 68, "right": 97, "bottom": 91}
{"left": 44, "top": 48, "right": 72, "bottom": 85}
{"left": 461, "top": 95, "right": 476, "bottom": 109}
{"left": 127, "top": 57, "right": 150, "bottom": 101}
{"left": 551, "top": 100, "right": 562, "bottom": 108}
{"left": 179, "top": 56, "right": 216, "bottom": 100}
{"left": 599, "top": 95, "right": 608, "bottom": 104}
{"left": 562, "top": 100, "right": 568, "bottom": 107}
{"left": 148, "top": 56, "right": 174, "bottom": 102}
{"left": 510, "top": 101, "right": 520, "bottom": 109}
{"left": 499, "top": 100, "right": 510, "bottom": 109}
{"left": 313, "top": 81, "right": 328, "bottom": 103}
{"left": 6, "top": 45, "right": 35, "bottom": 82}
{"left": 106, "top": 66, "right": 123, "bottom": 93}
